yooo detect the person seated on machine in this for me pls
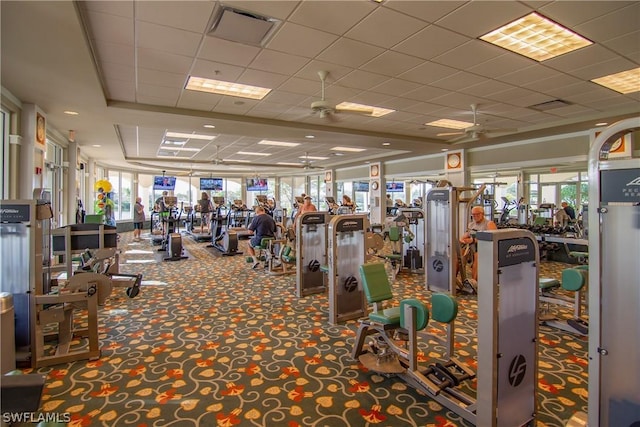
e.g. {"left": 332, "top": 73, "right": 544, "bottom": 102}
{"left": 459, "top": 206, "right": 497, "bottom": 281}
{"left": 198, "top": 192, "right": 213, "bottom": 234}
{"left": 247, "top": 205, "right": 277, "bottom": 270}
{"left": 341, "top": 195, "right": 355, "bottom": 212}
{"left": 295, "top": 196, "right": 317, "bottom": 222}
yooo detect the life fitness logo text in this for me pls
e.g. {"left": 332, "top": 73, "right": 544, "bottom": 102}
{"left": 0, "top": 208, "right": 20, "bottom": 214}
{"left": 507, "top": 244, "right": 528, "bottom": 254}
{"left": 624, "top": 176, "right": 640, "bottom": 198}
{"left": 508, "top": 354, "right": 527, "bottom": 387}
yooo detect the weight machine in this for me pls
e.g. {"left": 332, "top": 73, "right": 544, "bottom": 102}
{"left": 326, "top": 214, "right": 367, "bottom": 324}
{"left": 353, "top": 228, "right": 539, "bottom": 426}
{"left": 425, "top": 184, "right": 485, "bottom": 295}
{"left": 295, "top": 212, "right": 329, "bottom": 297}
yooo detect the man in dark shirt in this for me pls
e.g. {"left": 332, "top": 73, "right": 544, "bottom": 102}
{"left": 561, "top": 201, "right": 576, "bottom": 220}
{"left": 247, "top": 205, "right": 277, "bottom": 269}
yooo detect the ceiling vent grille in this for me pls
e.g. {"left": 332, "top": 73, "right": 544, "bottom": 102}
{"left": 207, "top": 6, "right": 280, "bottom": 47}
{"left": 529, "top": 99, "right": 572, "bottom": 111}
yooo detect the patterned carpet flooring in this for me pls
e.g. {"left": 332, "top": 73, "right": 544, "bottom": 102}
{"left": 23, "top": 230, "right": 588, "bottom": 427}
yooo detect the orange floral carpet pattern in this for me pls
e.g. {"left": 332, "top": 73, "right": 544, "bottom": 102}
{"left": 26, "top": 231, "right": 587, "bottom": 427}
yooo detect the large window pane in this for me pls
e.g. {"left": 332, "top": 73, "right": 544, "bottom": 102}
{"left": 120, "top": 172, "right": 132, "bottom": 220}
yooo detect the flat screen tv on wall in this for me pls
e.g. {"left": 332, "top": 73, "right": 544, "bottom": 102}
{"left": 153, "top": 176, "right": 176, "bottom": 191}
{"left": 246, "top": 178, "right": 268, "bottom": 192}
{"left": 200, "top": 177, "right": 223, "bottom": 191}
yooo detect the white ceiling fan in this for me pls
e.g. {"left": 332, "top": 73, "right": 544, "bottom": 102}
{"left": 300, "top": 151, "right": 323, "bottom": 170}
{"left": 438, "top": 104, "right": 517, "bottom": 143}
{"left": 310, "top": 71, "right": 374, "bottom": 121}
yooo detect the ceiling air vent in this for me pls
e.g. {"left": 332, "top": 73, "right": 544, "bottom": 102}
{"left": 207, "top": 6, "right": 280, "bottom": 47}
{"left": 529, "top": 99, "right": 572, "bottom": 111}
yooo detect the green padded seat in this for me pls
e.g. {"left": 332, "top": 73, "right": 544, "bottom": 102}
{"left": 388, "top": 226, "right": 401, "bottom": 242}
{"left": 562, "top": 268, "right": 586, "bottom": 292}
{"left": 320, "top": 264, "right": 329, "bottom": 273}
{"left": 359, "top": 263, "right": 401, "bottom": 325}
{"left": 259, "top": 237, "right": 274, "bottom": 249}
{"left": 281, "top": 246, "right": 296, "bottom": 263}
{"left": 430, "top": 293, "right": 458, "bottom": 324}
{"left": 539, "top": 278, "right": 560, "bottom": 289}
{"left": 386, "top": 253, "right": 403, "bottom": 260}
{"left": 399, "top": 299, "right": 429, "bottom": 330}
{"left": 574, "top": 265, "right": 589, "bottom": 271}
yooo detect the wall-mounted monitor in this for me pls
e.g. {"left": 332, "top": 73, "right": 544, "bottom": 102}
{"left": 353, "top": 181, "right": 369, "bottom": 192}
{"left": 200, "top": 177, "right": 223, "bottom": 191}
{"left": 246, "top": 178, "right": 268, "bottom": 192}
{"left": 386, "top": 182, "right": 404, "bottom": 192}
{"left": 153, "top": 176, "right": 176, "bottom": 191}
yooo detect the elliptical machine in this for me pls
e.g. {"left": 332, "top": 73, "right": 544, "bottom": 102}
{"left": 159, "top": 197, "right": 187, "bottom": 261}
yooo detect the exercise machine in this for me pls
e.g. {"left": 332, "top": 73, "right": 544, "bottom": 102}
{"left": 209, "top": 201, "right": 241, "bottom": 256}
{"left": 326, "top": 214, "right": 367, "bottom": 324}
{"left": 353, "top": 228, "right": 539, "bottom": 426}
{"left": 295, "top": 211, "right": 329, "bottom": 297}
{"left": 397, "top": 207, "right": 424, "bottom": 273}
{"left": 568, "top": 117, "right": 640, "bottom": 427}
{"left": 425, "top": 184, "right": 485, "bottom": 295}
{"left": 539, "top": 267, "right": 588, "bottom": 336}
{"left": 158, "top": 196, "right": 187, "bottom": 261}
{"left": 0, "top": 199, "right": 101, "bottom": 368}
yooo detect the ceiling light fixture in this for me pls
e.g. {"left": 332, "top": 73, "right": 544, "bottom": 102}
{"left": 480, "top": 12, "right": 592, "bottom": 61}
{"left": 335, "top": 102, "right": 395, "bottom": 117}
{"left": 595, "top": 122, "right": 608, "bottom": 126}
{"left": 92, "top": 144, "right": 101, "bottom": 148}
{"left": 425, "top": 118, "right": 474, "bottom": 130}
{"left": 185, "top": 76, "right": 272, "bottom": 100}
{"left": 299, "top": 155, "right": 329, "bottom": 160}
{"left": 305, "top": 135, "right": 315, "bottom": 139}
{"left": 236, "top": 151, "right": 271, "bottom": 156}
{"left": 277, "top": 162, "right": 303, "bottom": 166}
{"left": 223, "top": 159, "right": 251, "bottom": 163}
{"left": 157, "top": 154, "right": 193, "bottom": 160}
{"left": 64, "top": 110, "right": 79, "bottom": 116}
{"left": 382, "top": 142, "right": 391, "bottom": 146}
{"left": 203, "top": 124, "right": 216, "bottom": 129}
{"left": 159, "top": 147, "right": 201, "bottom": 152}
{"left": 330, "top": 146, "right": 366, "bottom": 152}
{"left": 258, "top": 140, "right": 300, "bottom": 147}
{"left": 165, "top": 131, "right": 216, "bottom": 140}
{"left": 591, "top": 67, "right": 640, "bottom": 94}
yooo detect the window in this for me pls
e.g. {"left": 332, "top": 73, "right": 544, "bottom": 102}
{"left": 107, "top": 170, "right": 133, "bottom": 220}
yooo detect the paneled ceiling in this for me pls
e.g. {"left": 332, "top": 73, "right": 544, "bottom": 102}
{"left": 1, "top": 1, "right": 639, "bottom": 176}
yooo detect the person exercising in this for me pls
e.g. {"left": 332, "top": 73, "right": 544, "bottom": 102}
{"left": 460, "top": 206, "right": 497, "bottom": 281}
{"left": 247, "top": 205, "right": 277, "bottom": 269}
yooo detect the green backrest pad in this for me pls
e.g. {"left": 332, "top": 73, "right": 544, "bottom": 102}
{"left": 359, "top": 263, "right": 393, "bottom": 304}
{"left": 562, "top": 268, "right": 586, "bottom": 292}
{"left": 430, "top": 293, "right": 459, "bottom": 324}
{"left": 388, "top": 226, "right": 400, "bottom": 242}
{"left": 260, "top": 237, "right": 274, "bottom": 248}
{"left": 281, "top": 246, "right": 292, "bottom": 257}
{"left": 400, "top": 299, "right": 429, "bottom": 331}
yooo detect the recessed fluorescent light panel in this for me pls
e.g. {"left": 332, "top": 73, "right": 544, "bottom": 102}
{"left": 277, "top": 162, "right": 303, "bottom": 166}
{"left": 186, "top": 76, "right": 271, "bottom": 100}
{"left": 299, "top": 155, "right": 329, "bottom": 160}
{"left": 160, "top": 147, "right": 201, "bottom": 152}
{"left": 336, "top": 102, "right": 395, "bottom": 118}
{"left": 330, "top": 146, "right": 366, "bottom": 152}
{"left": 223, "top": 159, "right": 251, "bottom": 163}
{"left": 236, "top": 151, "right": 271, "bottom": 156}
{"left": 591, "top": 68, "right": 640, "bottom": 94}
{"left": 425, "top": 119, "right": 473, "bottom": 130}
{"left": 258, "top": 140, "right": 300, "bottom": 147}
{"left": 157, "top": 154, "right": 192, "bottom": 160}
{"left": 165, "top": 131, "right": 216, "bottom": 140}
{"left": 480, "top": 12, "right": 592, "bottom": 61}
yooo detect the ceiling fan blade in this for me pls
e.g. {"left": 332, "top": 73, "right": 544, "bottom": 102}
{"left": 437, "top": 131, "right": 465, "bottom": 137}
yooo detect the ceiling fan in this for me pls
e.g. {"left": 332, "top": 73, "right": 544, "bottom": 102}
{"left": 437, "top": 104, "right": 517, "bottom": 143}
{"left": 310, "top": 71, "right": 374, "bottom": 121}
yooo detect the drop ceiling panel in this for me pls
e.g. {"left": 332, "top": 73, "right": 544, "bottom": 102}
{"left": 601, "top": 30, "right": 640, "bottom": 55}
{"left": 573, "top": 3, "right": 640, "bottom": 42}
{"left": 136, "top": 48, "right": 194, "bottom": 74}
{"left": 81, "top": 1, "right": 134, "bottom": 18}
{"left": 539, "top": 1, "right": 635, "bottom": 27}
{"left": 289, "top": 1, "right": 375, "bottom": 35}
{"left": 398, "top": 61, "right": 457, "bottom": 85}
{"left": 198, "top": 36, "right": 260, "bottom": 67}
{"left": 100, "top": 62, "right": 136, "bottom": 83}
{"left": 189, "top": 59, "right": 244, "bottom": 81}
{"left": 223, "top": 1, "right": 299, "bottom": 21}
{"left": 463, "top": 80, "right": 516, "bottom": 98}
{"left": 276, "top": 77, "right": 321, "bottom": 96}
{"left": 343, "top": 7, "right": 426, "bottom": 49}
{"left": 431, "top": 72, "right": 487, "bottom": 92}
{"left": 498, "top": 64, "right": 561, "bottom": 86}
{"left": 249, "top": 49, "right": 309, "bottom": 75}
{"left": 105, "top": 79, "right": 136, "bottom": 102}
{"left": 360, "top": 50, "right": 423, "bottom": 77}
{"left": 84, "top": 10, "right": 134, "bottom": 45}
{"left": 543, "top": 44, "right": 619, "bottom": 74}
{"left": 384, "top": 0, "right": 465, "bottom": 24}
{"left": 402, "top": 86, "right": 450, "bottom": 103}
{"left": 369, "top": 79, "right": 422, "bottom": 97}
{"left": 435, "top": 1, "right": 531, "bottom": 37}
{"left": 267, "top": 22, "right": 339, "bottom": 58}
{"left": 334, "top": 70, "right": 389, "bottom": 90}
{"left": 432, "top": 39, "right": 504, "bottom": 70}
{"left": 138, "top": 68, "right": 186, "bottom": 88}
{"left": 136, "top": 21, "right": 202, "bottom": 57}
{"left": 317, "top": 38, "right": 385, "bottom": 69}
{"left": 467, "top": 54, "right": 535, "bottom": 79}
{"left": 294, "top": 61, "right": 353, "bottom": 81}
{"left": 570, "top": 57, "right": 638, "bottom": 81}
{"left": 176, "top": 91, "right": 221, "bottom": 111}
{"left": 93, "top": 41, "right": 135, "bottom": 67}
{"left": 135, "top": 1, "right": 213, "bottom": 33}
{"left": 393, "top": 25, "right": 470, "bottom": 60}
{"left": 238, "top": 68, "right": 289, "bottom": 88}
